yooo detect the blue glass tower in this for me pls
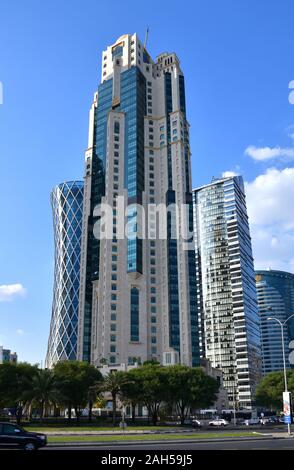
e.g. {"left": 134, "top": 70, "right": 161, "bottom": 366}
{"left": 45, "top": 181, "right": 84, "bottom": 368}
{"left": 256, "top": 270, "right": 294, "bottom": 374}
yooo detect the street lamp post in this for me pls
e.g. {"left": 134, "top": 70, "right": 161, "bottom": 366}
{"left": 267, "top": 313, "right": 294, "bottom": 436}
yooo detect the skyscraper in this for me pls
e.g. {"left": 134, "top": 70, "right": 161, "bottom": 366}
{"left": 193, "top": 175, "right": 261, "bottom": 409}
{"left": 45, "top": 181, "right": 84, "bottom": 368}
{"left": 77, "top": 34, "right": 199, "bottom": 367}
{"left": 256, "top": 269, "right": 294, "bottom": 374}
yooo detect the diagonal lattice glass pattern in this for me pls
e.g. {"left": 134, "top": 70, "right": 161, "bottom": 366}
{"left": 45, "top": 181, "right": 84, "bottom": 368}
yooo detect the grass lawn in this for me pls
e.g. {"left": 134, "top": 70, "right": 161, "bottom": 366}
{"left": 47, "top": 432, "right": 257, "bottom": 443}
{"left": 25, "top": 425, "right": 180, "bottom": 433}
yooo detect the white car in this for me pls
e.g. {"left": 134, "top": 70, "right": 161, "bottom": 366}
{"left": 209, "top": 418, "right": 229, "bottom": 426}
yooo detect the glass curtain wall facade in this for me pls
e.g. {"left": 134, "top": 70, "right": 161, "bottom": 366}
{"left": 45, "top": 181, "right": 84, "bottom": 368}
{"left": 193, "top": 176, "right": 261, "bottom": 409}
{"left": 77, "top": 34, "right": 199, "bottom": 367}
{"left": 256, "top": 270, "right": 294, "bottom": 374}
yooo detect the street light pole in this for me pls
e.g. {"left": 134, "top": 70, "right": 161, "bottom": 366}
{"left": 268, "top": 312, "right": 294, "bottom": 436}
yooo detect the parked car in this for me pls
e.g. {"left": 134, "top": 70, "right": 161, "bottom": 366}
{"left": 267, "top": 416, "right": 280, "bottom": 424}
{"left": 209, "top": 418, "right": 229, "bottom": 426}
{"left": 192, "top": 419, "right": 202, "bottom": 428}
{"left": 243, "top": 418, "right": 260, "bottom": 426}
{"left": 0, "top": 422, "right": 47, "bottom": 450}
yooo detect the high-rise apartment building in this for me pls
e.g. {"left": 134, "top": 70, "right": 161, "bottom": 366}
{"left": 45, "top": 181, "right": 84, "bottom": 368}
{"left": 193, "top": 175, "right": 261, "bottom": 409}
{"left": 256, "top": 269, "right": 294, "bottom": 374}
{"left": 77, "top": 34, "right": 199, "bottom": 367}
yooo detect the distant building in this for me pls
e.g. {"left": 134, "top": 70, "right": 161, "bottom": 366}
{"left": 193, "top": 175, "right": 262, "bottom": 409}
{"left": 200, "top": 358, "right": 229, "bottom": 413}
{"left": 256, "top": 269, "right": 294, "bottom": 374}
{"left": 45, "top": 181, "right": 84, "bottom": 368}
{"left": 0, "top": 346, "right": 17, "bottom": 364}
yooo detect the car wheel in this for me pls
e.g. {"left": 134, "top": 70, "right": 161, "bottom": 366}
{"left": 24, "top": 442, "right": 36, "bottom": 451}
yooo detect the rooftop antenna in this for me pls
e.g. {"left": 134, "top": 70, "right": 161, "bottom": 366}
{"left": 144, "top": 26, "right": 149, "bottom": 49}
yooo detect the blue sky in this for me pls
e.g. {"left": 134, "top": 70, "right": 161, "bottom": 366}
{"left": 0, "top": 0, "right": 294, "bottom": 363}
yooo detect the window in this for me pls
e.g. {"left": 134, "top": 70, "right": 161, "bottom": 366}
{"left": 111, "top": 284, "right": 117, "bottom": 291}
{"left": 111, "top": 294, "right": 117, "bottom": 300}
{"left": 151, "top": 337, "right": 157, "bottom": 343}
{"left": 114, "top": 121, "right": 120, "bottom": 134}
{"left": 130, "top": 287, "right": 139, "bottom": 342}
{"left": 110, "top": 356, "right": 116, "bottom": 364}
{"left": 111, "top": 304, "right": 116, "bottom": 310}
{"left": 111, "top": 323, "right": 116, "bottom": 331}
{"left": 110, "top": 345, "right": 116, "bottom": 352}
{"left": 160, "top": 125, "right": 164, "bottom": 131}
{"left": 110, "top": 335, "right": 116, "bottom": 342}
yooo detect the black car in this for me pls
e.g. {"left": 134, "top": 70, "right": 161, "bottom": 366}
{"left": 0, "top": 422, "right": 47, "bottom": 450}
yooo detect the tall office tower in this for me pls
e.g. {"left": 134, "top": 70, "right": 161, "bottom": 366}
{"left": 256, "top": 269, "right": 294, "bottom": 374}
{"left": 45, "top": 181, "right": 84, "bottom": 368}
{"left": 77, "top": 34, "right": 199, "bottom": 367}
{"left": 193, "top": 175, "right": 261, "bottom": 409}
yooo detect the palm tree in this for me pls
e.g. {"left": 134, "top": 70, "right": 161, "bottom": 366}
{"left": 102, "top": 372, "right": 130, "bottom": 426}
{"left": 28, "top": 369, "right": 57, "bottom": 422}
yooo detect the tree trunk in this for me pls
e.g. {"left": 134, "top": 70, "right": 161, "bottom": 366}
{"left": 75, "top": 407, "right": 80, "bottom": 424}
{"left": 89, "top": 401, "right": 93, "bottom": 423}
{"left": 112, "top": 393, "right": 116, "bottom": 426}
{"left": 40, "top": 401, "right": 44, "bottom": 423}
{"left": 68, "top": 405, "right": 72, "bottom": 423}
{"left": 152, "top": 412, "right": 158, "bottom": 426}
{"left": 131, "top": 402, "right": 136, "bottom": 424}
{"left": 16, "top": 405, "right": 23, "bottom": 425}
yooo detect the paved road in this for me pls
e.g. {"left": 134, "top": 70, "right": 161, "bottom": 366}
{"left": 45, "top": 437, "right": 294, "bottom": 450}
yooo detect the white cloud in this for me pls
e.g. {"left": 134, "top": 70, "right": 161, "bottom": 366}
{"left": 222, "top": 171, "right": 239, "bottom": 178}
{"left": 0, "top": 284, "right": 27, "bottom": 302}
{"left": 16, "top": 329, "right": 25, "bottom": 336}
{"left": 245, "top": 168, "right": 294, "bottom": 273}
{"left": 245, "top": 145, "right": 294, "bottom": 161}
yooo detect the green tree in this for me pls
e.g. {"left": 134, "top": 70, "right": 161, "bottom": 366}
{"left": 165, "top": 365, "right": 219, "bottom": 425}
{"left": 26, "top": 368, "right": 57, "bottom": 422}
{"left": 53, "top": 361, "right": 103, "bottom": 424}
{"left": 0, "top": 362, "right": 38, "bottom": 424}
{"left": 101, "top": 371, "right": 131, "bottom": 426}
{"left": 120, "top": 373, "right": 142, "bottom": 424}
{"left": 256, "top": 370, "right": 294, "bottom": 410}
{"left": 124, "top": 364, "right": 169, "bottom": 425}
